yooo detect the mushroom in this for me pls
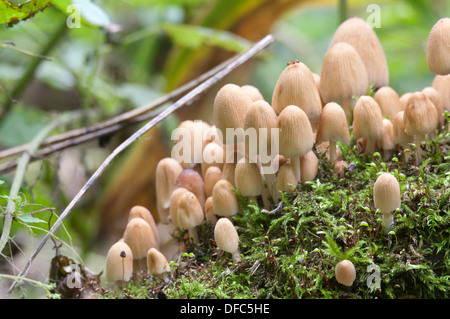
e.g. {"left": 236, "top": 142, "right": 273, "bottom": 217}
{"left": 175, "top": 190, "right": 205, "bottom": 245}
{"left": 128, "top": 205, "right": 159, "bottom": 248}
{"left": 328, "top": 16, "right": 389, "bottom": 90}
{"left": 333, "top": 160, "right": 349, "bottom": 179}
{"left": 426, "top": 18, "right": 450, "bottom": 75}
{"left": 201, "top": 140, "right": 225, "bottom": 179}
{"left": 169, "top": 187, "right": 190, "bottom": 229}
{"left": 319, "top": 42, "right": 369, "bottom": 121}
{"left": 422, "top": 86, "right": 445, "bottom": 130}
{"left": 335, "top": 259, "right": 356, "bottom": 287}
{"left": 147, "top": 248, "right": 170, "bottom": 282}
{"left": 393, "top": 111, "right": 414, "bottom": 161}
{"left": 403, "top": 92, "right": 439, "bottom": 165}
{"left": 373, "top": 86, "right": 403, "bottom": 120}
{"left": 373, "top": 173, "right": 401, "bottom": 233}
{"left": 272, "top": 60, "right": 322, "bottom": 129}
{"left": 399, "top": 92, "right": 413, "bottom": 110}
{"left": 352, "top": 96, "right": 384, "bottom": 154}
{"left": 204, "top": 196, "right": 217, "bottom": 225}
{"left": 234, "top": 157, "right": 263, "bottom": 202}
{"left": 315, "top": 102, "right": 350, "bottom": 162}
{"left": 105, "top": 241, "right": 133, "bottom": 284}
{"left": 212, "top": 179, "right": 240, "bottom": 219}
{"left": 378, "top": 119, "right": 396, "bottom": 161}
{"left": 213, "top": 83, "right": 253, "bottom": 145}
{"left": 431, "top": 74, "right": 450, "bottom": 111}
{"left": 123, "top": 217, "right": 159, "bottom": 272}
{"left": 204, "top": 166, "right": 222, "bottom": 198}
{"left": 300, "top": 150, "right": 319, "bottom": 182}
{"left": 241, "top": 84, "right": 264, "bottom": 102}
{"left": 173, "top": 169, "right": 206, "bottom": 209}
{"left": 214, "top": 217, "right": 241, "bottom": 263}
{"left": 155, "top": 157, "right": 183, "bottom": 224}
{"left": 277, "top": 105, "right": 314, "bottom": 183}
{"left": 274, "top": 162, "right": 298, "bottom": 202}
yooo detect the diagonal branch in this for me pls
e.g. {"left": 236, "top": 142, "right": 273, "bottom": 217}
{"left": 3, "top": 34, "right": 274, "bottom": 298}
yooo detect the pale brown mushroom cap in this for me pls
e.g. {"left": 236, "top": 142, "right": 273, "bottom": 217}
{"left": 403, "top": 92, "right": 439, "bottom": 136}
{"left": 241, "top": 84, "right": 264, "bottom": 102}
{"left": 374, "top": 86, "right": 403, "bottom": 119}
{"left": 315, "top": 102, "right": 350, "bottom": 145}
{"left": 214, "top": 84, "right": 253, "bottom": 144}
{"left": 399, "top": 92, "right": 412, "bottom": 110}
{"left": 174, "top": 169, "right": 206, "bottom": 209}
{"left": 204, "top": 166, "right": 223, "bottom": 198}
{"left": 426, "top": 18, "right": 450, "bottom": 75}
{"left": 212, "top": 179, "right": 240, "bottom": 217}
{"left": 373, "top": 173, "right": 401, "bottom": 214}
{"left": 274, "top": 162, "right": 298, "bottom": 194}
{"left": 352, "top": 96, "right": 384, "bottom": 141}
{"left": 176, "top": 190, "right": 205, "bottom": 231}
{"left": 335, "top": 259, "right": 356, "bottom": 287}
{"left": 329, "top": 17, "right": 389, "bottom": 89}
{"left": 214, "top": 217, "right": 239, "bottom": 253}
{"left": 422, "top": 86, "right": 445, "bottom": 127}
{"left": 234, "top": 157, "right": 263, "bottom": 197}
{"left": 300, "top": 150, "right": 319, "bottom": 182}
{"left": 272, "top": 61, "right": 322, "bottom": 124}
{"left": 431, "top": 74, "right": 450, "bottom": 111}
{"left": 379, "top": 119, "right": 396, "bottom": 152}
{"left": 128, "top": 206, "right": 159, "bottom": 248}
{"left": 147, "top": 248, "right": 169, "bottom": 276}
{"left": 169, "top": 187, "right": 190, "bottom": 228}
{"left": 106, "top": 241, "right": 133, "bottom": 283}
{"left": 123, "top": 217, "right": 158, "bottom": 260}
{"left": 393, "top": 111, "right": 414, "bottom": 145}
{"left": 204, "top": 196, "right": 217, "bottom": 224}
{"left": 155, "top": 157, "right": 183, "bottom": 224}
{"left": 277, "top": 105, "right": 314, "bottom": 158}
{"left": 201, "top": 141, "right": 225, "bottom": 177}
{"left": 320, "top": 42, "right": 369, "bottom": 103}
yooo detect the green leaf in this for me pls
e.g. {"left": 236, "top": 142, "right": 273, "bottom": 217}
{"left": 52, "top": 0, "right": 113, "bottom": 30}
{"left": 15, "top": 213, "right": 47, "bottom": 224}
{"left": 0, "top": 0, "right": 52, "bottom": 26}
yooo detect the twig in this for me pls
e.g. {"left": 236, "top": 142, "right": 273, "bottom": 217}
{"left": 0, "top": 112, "right": 81, "bottom": 255}
{"left": 3, "top": 34, "right": 274, "bottom": 298}
{"left": 0, "top": 45, "right": 246, "bottom": 163}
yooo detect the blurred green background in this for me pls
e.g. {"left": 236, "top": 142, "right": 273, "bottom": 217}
{"left": 0, "top": 0, "right": 449, "bottom": 296}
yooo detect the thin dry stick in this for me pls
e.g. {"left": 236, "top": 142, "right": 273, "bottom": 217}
{"left": 0, "top": 48, "right": 246, "bottom": 162}
{"left": 3, "top": 34, "right": 274, "bottom": 298}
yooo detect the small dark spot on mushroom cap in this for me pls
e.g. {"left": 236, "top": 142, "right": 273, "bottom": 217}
{"left": 120, "top": 250, "right": 126, "bottom": 258}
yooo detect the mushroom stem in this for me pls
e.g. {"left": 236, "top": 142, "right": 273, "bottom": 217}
{"left": 291, "top": 156, "right": 301, "bottom": 183}
{"left": 382, "top": 213, "right": 394, "bottom": 234}
{"left": 329, "top": 141, "right": 337, "bottom": 162}
{"left": 188, "top": 227, "right": 199, "bottom": 245}
{"left": 341, "top": 99, "right": 353, "bottom": 123}
{"left": 366, "top": 139, "right": 375, "bottom": 154}
{"left": 415, "top": 134, "right": 425, "bottom": 165}
{"left": 231, "top": 250, "right": 241, "bottom": 263}
{"left": 383, "top": 149, "right": 392, "bottom": 162}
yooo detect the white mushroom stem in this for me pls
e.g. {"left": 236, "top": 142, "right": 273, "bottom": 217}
{"left": 188, "top": 227, "right": 199, "bottom": 245}
{"left": 382, "top": 213, "right": 394, "bottom": 234}
{"left": 341, "top": 99, "right": 353, "bottom": 123}
{"left": 415, "top": 134, "right": 425, "bottom": 165}
{"left": 291, "top": 156, "right": 301, "bottom": 183}
{"left": 231, "top": 250, "right": 241, "bottom": 263}
{"left": 329, "top": 141, "right": 337, "bottom": 162}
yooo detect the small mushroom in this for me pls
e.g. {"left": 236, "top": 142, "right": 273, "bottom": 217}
{"left": 300, "top": 150, "right": 319, "bottom": 182}
{"left": 105, "top": 241, "right": 133, "bottom": 284}
{"left": 176, "top": 190, "right": 205, "bottom": 245}
{"left": 212, "top": 179, "right": 240, "bottom": 219}
{"left": 214, "top": 217, "right": 241, "bottom": 263}
{"left": 147, "top": 248, "right": 170, "bottom": 282}
{"left": 128, "top": 205, "right": 159, "bottom": 248}
{"left": 174, "top": 169, "right": 206, "bottom": 209}
{"left": 352, "top": 96, "right": 384, "bottom": 154}
{"left": 204, "top": 196, "right": 217, "bottom": 225}
{"left": 378, "top": 119, "right": 396, "bottom": 161}
{"left": 335, "top": 259, "right": 356, "bottom": 287}
{"left": 373, "top": 173, "right": 401, "bottom": 233}
{"left": 204, "top": 166, "right": 223, "bottom": 198}
{"left": 234, "top": 157, "right": 263, "bottom": 202}
{"left": 426, "top": 17, "right": 450, "bottom": 75}
{"left": 374, "top": 86, "right": 403, "bottom": 120}
{"left": 274, "top": 162, "right": 298, "bottom": 202}
{"left": 393, "top": 111, "right": 414, "bottom": 161}
{"left": 431, "top": 74, "right": 450, "bottom": 111}
{"left": 241, "top": 84, "right": 264, "bottom": 102}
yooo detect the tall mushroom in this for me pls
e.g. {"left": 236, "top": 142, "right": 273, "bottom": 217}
{"left": 277, "top": 105, "right": 314, "bottom": 183}
{"left": 426, "top": 17, "right": 450, "bottom": 75}
{"left": 403, "top": 92, "right": 438, "bottom": 165}
{"left": 315, "top": 102, "right": 350, "bottom": 162}
{"left": 373, "top": 173, "right": 400, "bottom": 234}
{"left": 352, "top": 96, "right": 384, "bottom": 154}
{"left": 319, "top": 42, "right": 369, "bottom": 120}
{"left": 272, "top": 60, "right": 322, "bottom": 129}
{"left": 214, "top": 217, "right": 241, "bottom": 263}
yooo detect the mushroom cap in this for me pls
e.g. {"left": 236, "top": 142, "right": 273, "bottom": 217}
{"left": 275, "top": 162, "right": 298, "bottom": 194}
{"left": 155, "top": 157, "right": 183, "bottom": 224}
{"left": 300, "top": 150, "right": 319, "bottom": 182}
{"left": 243, "top": 100, "right": 278, "bottom": 154}
{"left": 234, "top": 157, "right": 263, "bottom": 197}
{"left": 379, "top": 119, "right": 396, "bottom": 151}
{"left": 403, "top": 92, "right": 439, "bottom": 136}
{"left": 241, "top": 84, "right": 264, "bottom": 102}
{"left": 374, "top": 86, "right": 403, "bottom": 119}
{"left": 212, "top": 179, "right": 240, "bottom": 217}
{"left": 426, "top": 18, "right": 450, "bottom": 75}
{"left": 315, "top": 102, "right": 350, "bottom": 145}
{"left": 169, "top": 187, "right": 190, "bottom": 228}
{"left": 277, "top": 105, "right": 314, "bottom": 158}
{"left": 201, "top": 140, "right": 224, "bottom": 177}
{"left": 128, "top": 206, "right": 159, "bottom": 248}
{"left": 147, "top": 248, "right": 169, "bottom": 276}
{"left": 352, "top": 96, "right": 384, "bottom": 141}
{"left": 329, "top": 17, "right": 389, "bottom": 89}
{"left": 393, "top": 111, "right": 414, "bottom": 145}
{"left": 176, "top": 190, "right": 205, "bottom": 231}
{"left": 271, "top": 61, "right": 322, "bottom": 124}
{"left": 123, "top": 217, "right": 158, "bottom": 260}
{"left": 431, "top": 74, "right": 450, "bottom": 111}
{"left": 214, "top": 217, "right": 239, "bottom": 253}
{"left": 204, "top": 196, "right": 217, "bottom": 224}
{"left": 204, "top": 166, "right": 223, "bottom": 198}
{"left": 214, "top": 84, "right": 253, "bottom": 144}
{"left": 335, "top": 259, "right": 356, "bottom": 287}
{"left": 373, "top": 173, "right": 401, "bottom": 214}
{"left": 399, "top": 92, "right": 413, "bottom": 110}
{"left": 422, "top": 86, "right": 444, "bottom": 127}
{"left": 106, "top": 241, "right": 133, "bottom": 283}
{"left": 174, "top": 169, "right": 206, "bottom": 209}
{"left": 320, "top": 42, "right": 369, "bottom": 103}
